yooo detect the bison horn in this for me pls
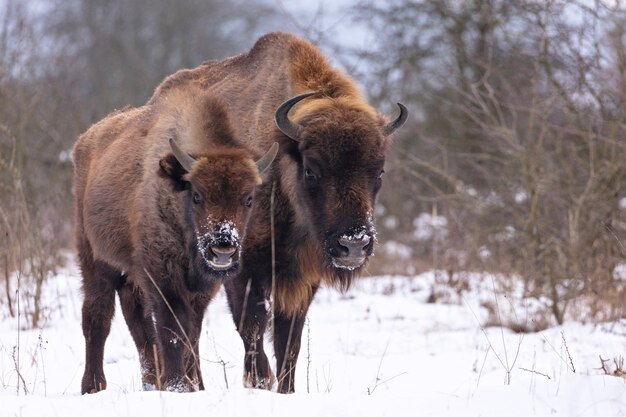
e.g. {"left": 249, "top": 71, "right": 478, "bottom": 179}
{"left": 382, "top": 103, "right": 408, "bottom": 137}
{"left": 256, "top": 142, "right": 279, "bottom": 174}
{"left": 274, "top": 92, "right": 317, "bottom": 141}
{"left": 169, "top": 138, "right": 196, "bottom": 172}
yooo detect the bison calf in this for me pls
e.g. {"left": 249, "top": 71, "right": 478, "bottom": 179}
{"left": 73, "top": 87, "right": 277, "bottom": 393}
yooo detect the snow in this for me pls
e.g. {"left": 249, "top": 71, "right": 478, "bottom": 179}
{"left": 196, "top": 220, "right": 241, "bottom": 268}
{"left": 196, "top": 220, "right": 241, "bottom": 248}
{"left": 515, "top": 191, "right": 528, "bottom": 204}
{"left": 381, "top": 241, "right": 412, "bottom": 260}
{"left": 382, "top": 215, "right": 398, "bottom": 230}
{"left": 2, "top": 258, "right": 626, "bottom": 416}
{"left": 413, "top": 212, "right": 448, "bottom": 241}
{"left": 614, "top": 263, "right": 626, "bottom": 281}
{"left": 339, "top": 227, "right": 368, "bottom": 242}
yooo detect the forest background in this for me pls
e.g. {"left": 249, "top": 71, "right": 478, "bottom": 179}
{"left": 2, "top": 0, "right": 626, "bottom": 330}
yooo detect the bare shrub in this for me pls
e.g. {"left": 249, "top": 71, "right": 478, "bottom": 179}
{"left": 353, "top": 0, "right": 626, "bottom": 324}
{"left": 599, "top": 355, "right": 626, "bottom": 378}
{"left": 0, "top": 2, "right": 64, "bottom": 327}
{"left": 0, "top": 0, "right": 280, "bottom": 327}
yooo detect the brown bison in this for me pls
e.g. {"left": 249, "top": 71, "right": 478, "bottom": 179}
{"left": 148, "top": 32, "right": 407, "bottom": 393}
{"left": 72, "top": 86, "right": 278, "bottom": 393}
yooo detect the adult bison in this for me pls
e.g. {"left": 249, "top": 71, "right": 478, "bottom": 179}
{"left": 150, "top": 32, "right": 408, "bottom": 393}
{"left": 73, "top": 86, "right": 278, "bottom": 393}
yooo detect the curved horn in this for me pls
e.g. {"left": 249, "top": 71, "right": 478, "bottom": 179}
{"left": 382, "top": 103, "right": 408, "bottom": 137}
{"left": 255, "top": 142, "right": 279, "bottom": 174}
{"left": 169, "top": 138, "right": 196, "bottom": 172}
{"left": 274, "top": 92, "right": 317, "bottom": 141}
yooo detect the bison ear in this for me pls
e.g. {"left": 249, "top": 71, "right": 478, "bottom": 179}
{"left": 159, "top": 154, "right": 190, "bottom": 192}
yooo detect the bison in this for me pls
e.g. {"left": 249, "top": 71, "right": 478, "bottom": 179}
{"left": 72, "top": 86, "right": 278, "bottom": 393}
{"left": 147, "top": 32, "right": 408, "bottom": 393}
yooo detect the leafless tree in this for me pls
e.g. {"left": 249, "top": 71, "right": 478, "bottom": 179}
{"left": 0, "top": 0, "right": 279, "bottom": 326}
{"left": 354, "top": 0, "right": 626, "bottom": 325}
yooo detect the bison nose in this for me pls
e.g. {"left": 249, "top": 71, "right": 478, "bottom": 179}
{"left": 329, "top": 233, "right": 372, "bottom": 270}
{"left": 337, "top": 234, "right": 372, "bottom": 257}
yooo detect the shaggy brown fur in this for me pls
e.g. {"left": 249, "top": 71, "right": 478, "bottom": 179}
{"left": 146, "top": 32, "right": 406, "bottom": 393}
{"left": 73, "top": 86, "right": 274, "bottom": 394}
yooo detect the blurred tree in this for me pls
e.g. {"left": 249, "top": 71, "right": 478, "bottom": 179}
{"left": 3, "top": 0, "right": 626, "bottom": 328}
{"left": 0, "top": 0, "right": 278, "bottom": 325}
{"left": 354, "top": 0, "right": 626, "bottom": 324}
{"left": 44, "top": 0, "right": 277, "bottom": 126}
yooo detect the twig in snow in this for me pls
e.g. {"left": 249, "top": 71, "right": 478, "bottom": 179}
{"left": 366, "top": 339, "right": 407, "bottom": 395}
{"left": 367, "top": 372, "right": 408, "bottom": 395}
{"left": 598, "top": 355, "right": 626, "bottom": 378}
{"left": 475, "top": 343, "right": 490, "bottom": 391}
{"left": 463, "top": 293, "right": 523, "bottom": 386}
{"left": 209, "top": 336, "right": 229, "bottom": 389}
{"left": 367, "top": 340, "right": 389, "bottom": 395}
{"left": 306, "top": 317, "right": 311, "bottom": 394}
{"left": 12, "top": 345, "right": 28, "bottom": 395}
{"left": 490, "top": 275, "right": 524, "bottom": 385}
{"left": 561, "top": 331, "right": 576, "bottom": 373}
{"left": 277, "top": 315, "right": 296, "bottom": 389}
{"left": 537, "top": 331, "right": 575, "bottom": 372}
{"left": 15, "top": 268, "right": 25, "bottom": 395}
{"left": 519, "top": 367, "right": 551, "bottom": 380}
{"left": 599, "top": 355, "right": 611, "bottom": 374}
{"left": 153, "top": 343, "right": 162, "bottom": 390}
{"left": 4, "top": 253, "right": 14, "bottom": 317}
{"left": 239, "top": 278, "right": 252, "bottom": 333}
{"left": 38, "top": 333, "right": 47, "bottom": 396}
{"left": 219, "top": 358, "right": 229, "bottom": 389}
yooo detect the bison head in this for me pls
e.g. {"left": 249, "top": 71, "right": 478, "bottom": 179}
{"left": 159, "top": 139, "right": 278, "bottom": 277}
{"left": 276, "top": 92, "right": 407, "bottom": 277}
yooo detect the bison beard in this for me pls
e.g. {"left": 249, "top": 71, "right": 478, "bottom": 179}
{"left": 145, "top": 32, "right": 407, "bottom": 393}
{"left": 73, "top": 87, "right": 277, "bottom": 394}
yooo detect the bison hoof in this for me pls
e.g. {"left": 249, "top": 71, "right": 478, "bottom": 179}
{"left": 164, "top": 377, "right": 194, "bottom": 393}
{"left": 141, "top": 372, "right": 158, "bottom": 391}
{"left": 81, "top": 373, "right": 107, "bottom": 394}
{"left": 243, "top": 372, "right": 276, "bottom": 391}
{"left": 277, "top": 382, "right": 296, "bottom": 394}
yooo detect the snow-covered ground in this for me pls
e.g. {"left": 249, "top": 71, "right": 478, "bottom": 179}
{"left": 1, "top": 258, "right": 626, "bottom": 416}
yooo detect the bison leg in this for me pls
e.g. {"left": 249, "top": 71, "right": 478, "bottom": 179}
{"left": 183, "top": 334, "right": 203, "bottom": 390}
{"left": 152, "top": 293, "right": 194, "bottom": 392}
{"left": 225, "top": 278, "right": 275, "bottom": 390}
{"left": 273, "top": 307, "right": 312, "bottom": 394}
{"left": 116, "top": 282, "right": 158, "bottom": 390}
{"left": 183, "top": 316, "right": 203, "bottom": 390}
{"left": 183, "top": 295, "right": 212, "bottom": 391}
{"left": 79, "top": 252, "right": 121, "bottom": 394}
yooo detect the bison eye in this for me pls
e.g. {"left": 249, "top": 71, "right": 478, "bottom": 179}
{"left": 378, "top": 170, "right": 385, "bottom": 180}
{"left": 192, "top": 192, "right": 202, "bottom": 205}
{"left": 305, "top": 168, "right": 319, "bottom": 181}
{"left": 244, "top": 194, "right": 253, "bottom": 208}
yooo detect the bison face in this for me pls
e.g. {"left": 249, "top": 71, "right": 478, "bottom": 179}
{"left": 276, "top": 93, "right": 407, "bottom": 275}
{"left": 297, "top": 138, "right": 382, "bottom": 272}
{"left": 159, "top": 140, "right": 277, "bottom": 278}
{"left": 191, "top": 208, "right": 243, "bottom": 274}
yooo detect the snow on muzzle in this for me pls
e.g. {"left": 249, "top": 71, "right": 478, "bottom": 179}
{"left": 197, "top": 221, "right": 241, "bottom": 271}
{"left": 327, "top": 225, "right": 375, "bottom": 271}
